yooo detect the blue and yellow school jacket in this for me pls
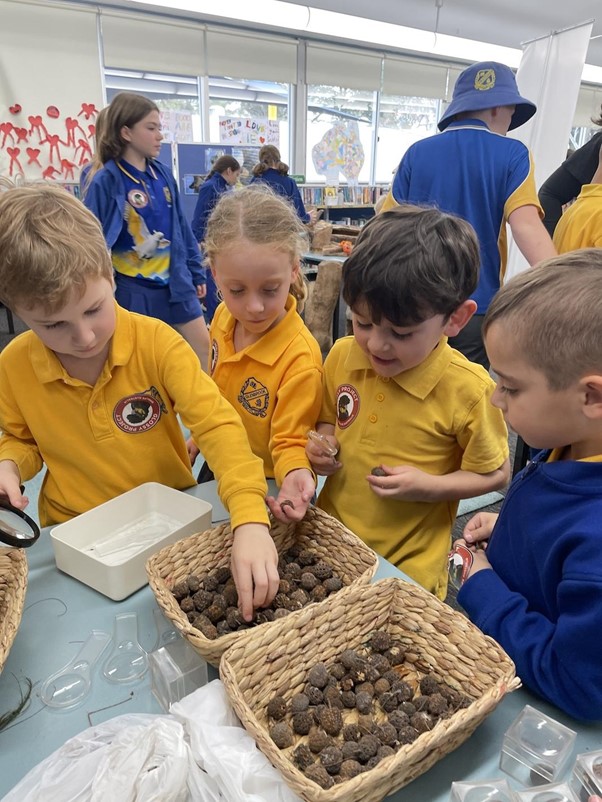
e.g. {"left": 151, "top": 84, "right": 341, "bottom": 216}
{"left": 84, "top": 159, "right": 205, "bottom": 300}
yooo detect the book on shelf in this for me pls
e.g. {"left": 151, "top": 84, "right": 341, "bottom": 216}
{"left": 301, "top": 185, "right": 388, "bottom": 207}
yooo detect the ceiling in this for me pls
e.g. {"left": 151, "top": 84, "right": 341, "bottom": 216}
{"left": 89, "top": 0, "right": 602, "bottom": 71}
{"left": 279, "top": 0, "right": 602, "bottom": 67}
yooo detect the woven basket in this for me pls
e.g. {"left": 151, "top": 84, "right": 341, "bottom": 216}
{"left": 220, "top": 576, "right": 520, "bottom": 802}
{"left": 0, "top": 548, "right": 28, "bottom": 675}
{"left": 146, "top": 505, "right": 378, "bottom": 667}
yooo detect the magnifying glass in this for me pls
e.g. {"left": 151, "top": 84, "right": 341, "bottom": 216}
{"left": 0, "top": 487, "right": 40, "bottom": 548}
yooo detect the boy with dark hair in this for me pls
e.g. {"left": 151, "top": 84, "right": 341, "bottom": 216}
{"left": 0, "top": 184, "right": 278, "bottom": 620}
{"left": 306, "top": 206, "right": 509, "bottom": 599}
{"left": 457, "top": 250, "right": 602, "bottom": 720}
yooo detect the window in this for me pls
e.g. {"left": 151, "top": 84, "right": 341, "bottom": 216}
{"left": 375, "top": 95, "right": 440, "bottom": 183}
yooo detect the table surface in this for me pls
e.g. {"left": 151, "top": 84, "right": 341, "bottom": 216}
{"left": 302, "top": 251, "right": 347, "bottom": 264}
{"left": 1, "top": 482, "right": 601, "bottom": 801}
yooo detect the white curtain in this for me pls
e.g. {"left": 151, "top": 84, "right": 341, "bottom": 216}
{"left": 505, "top": 21, "right": 593, "bottom": 279}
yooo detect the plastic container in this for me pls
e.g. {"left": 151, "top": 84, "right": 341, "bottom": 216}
{"left": 50, "top": 483, "right": 212, "bottom": 600}
{"left": 149, "top": 635, "right": 208, "bottom": 711}
{"left": 500, "top": 705, "right": 577, "bottom": 786}
{"left": 512, "top": 781, "right": 578, "bottom": 801}
{"left": 450, "top": 777, "right": 515, "bottom": 801}
{"left": 569, "top": 749, "right": 602, "bottom": 802}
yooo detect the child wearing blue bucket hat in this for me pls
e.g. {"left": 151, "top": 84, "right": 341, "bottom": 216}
{"left": 381, "top": 61, "right": 556, "bottom": 369}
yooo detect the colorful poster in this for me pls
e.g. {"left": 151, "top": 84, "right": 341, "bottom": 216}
{"left": 312, "top": 120, "right": 365, "bottom": 183}
{"left": 0, "top": 100, "right": 99, "bottom": 183}
{"left": 218, "top": 117, "right": 279, "bottom": 147}
{"left": 159, "top": 110, "right": 194, "bottom": 144}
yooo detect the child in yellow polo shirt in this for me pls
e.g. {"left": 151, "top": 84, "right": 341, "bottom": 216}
{"left": 0, "top": 184, "right": 278, "bottom": 620}
{"left": 189, "top": 187, "right": 323, "bottom": 522}
{"left": 306, "top": 205, "right": 510, "bottom": 599}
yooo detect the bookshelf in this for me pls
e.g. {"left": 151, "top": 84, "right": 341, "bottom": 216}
{"left": 301, "top": 184, "right": 388, "bottom": 223}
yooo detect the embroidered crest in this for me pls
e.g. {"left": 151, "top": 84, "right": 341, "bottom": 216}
{"left": 210, "top": 339, "right": 218, "bottom": 375}
{"left": 474, "top": 68, "right": 496, "bottom": 92}
{"left": 238, "top": 377, "right": 269, "bottom": 418}
{"left": 113, "top": 386, "right": 167, "bottom": 433}
{"left": 336, "top": 383, "right": 360, "bottom": 429}
{"left": 163, "top": 186, "right": 172, "bottom": 205}
{"left": 127, "top": 188, "right": 148, "bottom": 209}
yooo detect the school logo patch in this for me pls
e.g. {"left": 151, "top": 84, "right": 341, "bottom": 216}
{"left": 474, "top": 68, "right": 496, "bottom": 92}
{"left": 336, "top": 384, "right": 360, "bottom": 429}
{"left": 239, "top": 377, "right": 269, "bottom": 418}
{"left": 127, "top": 188, "right": 148, "bottom": 209}
{"left": 210, "top": 339, "right": 218, "bottom": 375}
{"left": 163, "top": 186, "right": 172, "bottom": 205}
{"left": 113, "top": 386, "right": 167, "bottom": 433}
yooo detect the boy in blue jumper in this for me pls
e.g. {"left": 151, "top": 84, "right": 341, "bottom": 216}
{"left": 457, "top": 250, "right": 602, "bottom": 721}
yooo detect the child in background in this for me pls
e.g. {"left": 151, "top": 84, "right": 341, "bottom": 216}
{"left": 190, "top": 187, "right": 323, "bottom": 521}
{"left": 249, "top": 145, "right": 317, "bottom": 225}
{"left": 553, "top": 143, "right": 602, "bottom": 252}
{"left": 82, "top": 92, "right": 210, "bottom": 372}
{"left": 457, "top": 251, "right": 602, "bottom": 721}
{"left": 0, "top": 185, "right": 278, "bottom": 620}
{"left": 191, "top": 155, "right": 241, "bottom": 323}
{"left": 307, "top": 206, "right": 509, "bottom": 599}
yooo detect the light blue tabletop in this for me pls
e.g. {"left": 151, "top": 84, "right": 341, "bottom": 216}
{"left": 0, "top": 482, "right": 600, "bottom": 800}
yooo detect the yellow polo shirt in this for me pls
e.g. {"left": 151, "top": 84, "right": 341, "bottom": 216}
{"left": 553, "top": 184, "right": 602, "bottom": 252}
{"left": 210, "top": 295, "right": 323, "bottom": 485}
{"left": 0, "top": 303, "right": 268, "bottom": 528}
{"left": 317, "top": 336, "right": 508, "bottom": 598}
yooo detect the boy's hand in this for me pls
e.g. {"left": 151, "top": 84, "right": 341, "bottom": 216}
{"left": 463, "top": 511, "right": 499, "bottom": 544}
{"left": 186, "top": 437, "right": 200, "bottom": 466}
{"left": 305, "top": 433, "right": 341, "bottom": 476}
{"left": 465, "top": 547, "right": 492, "bottom": 578}
{"left": 266, "top": 468, "right": 315, "bottom": 523}
{"left": 366, "top": 464, "right": 440, "bottom": 502}
{"left": 230, "top": 523, "right": 279, "bottom": 621}
{"left": 0, "top": 460, "right": 28, "bottom": 510}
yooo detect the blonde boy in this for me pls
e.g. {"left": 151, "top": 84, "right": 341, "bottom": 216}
{"left": 0, "top": 185, "right": 278, "bottom": 619}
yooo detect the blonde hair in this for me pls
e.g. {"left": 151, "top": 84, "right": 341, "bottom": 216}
{"left": 483, "top": 249, "right": 602, "bottom": 389}
{"left": 0, "top": 183, "right": 113, "bottom": 314}
{"left": 204, "top": 186, "right": 308, "bottom": 311}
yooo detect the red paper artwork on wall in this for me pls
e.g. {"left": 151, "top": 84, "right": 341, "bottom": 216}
{"left": 0, "top": 101, "right": 99, "bottom": 186}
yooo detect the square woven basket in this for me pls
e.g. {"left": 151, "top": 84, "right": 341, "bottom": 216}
{"left": 146, "top": 505, "right": 379, "bottom": 667}
{"left": 220, "top": 576, "right": 520, "bottom": 802}
{"left": 0, "top": 548, "right": 28, "bottom": 675}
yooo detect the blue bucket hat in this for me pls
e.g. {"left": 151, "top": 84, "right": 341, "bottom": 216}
{"left": 438, "top": 61, "right": 536, "bottom": 132}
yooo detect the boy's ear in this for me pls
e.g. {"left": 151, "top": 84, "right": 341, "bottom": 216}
{"left": 580, "top": 375, "right": 602, "bottom": 419}
{"left": 443, "top": 300, "right": 477, "bottom": 338}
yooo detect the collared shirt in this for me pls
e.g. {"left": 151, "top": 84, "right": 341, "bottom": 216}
{"left": 317, "top": 336, "right": 508, "bottom": 599}
{"left": 553, "top": 184, "right": 602, "bottom": 252}
{"left": 0, "top": 303, "right": 268, "bottom": 528}
{"left": 383, "top": 119, "right": 542, "bottom": 313}
{"left": 112, "top": 159, "right": 174, "bottom": 284}
{"left": 210, "top": 295, "right": 323, "bottom": 485}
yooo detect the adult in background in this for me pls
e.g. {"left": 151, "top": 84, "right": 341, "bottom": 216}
{"left": 83, "top": 92, "right": 210, "bottom": 371}
{"left": 539, "top": 104, "right": 602, "bottom": 236}
{"left": 191, "top": 155, "right": 241, "bottom": 322}
{"left": 382, "top": 61, "right": 556, "bottom": 369}
{"left": 249, "top": 145, "right": 318, "bottom": 224}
